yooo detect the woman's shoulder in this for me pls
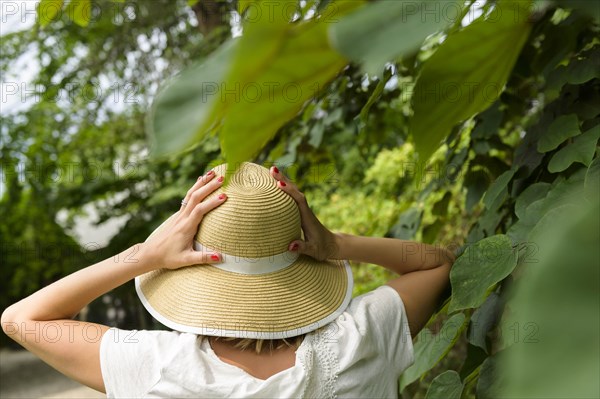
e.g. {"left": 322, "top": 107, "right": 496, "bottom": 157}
{"left": 305, "top": 285, "right": 408, "bottom": 352}
{"left": 314, "top": 285, "right": 414, "bottom": 369}
{"left": 295, "top": 286, "right": 414, "bottom": 397}
{"left": 341, "top": 285, "right": 407, "bottom": 326}
{"left": 101, "top": 326, "right": 198, "bottom": 355}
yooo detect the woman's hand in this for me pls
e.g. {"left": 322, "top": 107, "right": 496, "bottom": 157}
{"left": 270, "top": 166, "right": 340, "bottom": 261}
{"left": 141, "top": 170, "right": 228, "bottom": 270}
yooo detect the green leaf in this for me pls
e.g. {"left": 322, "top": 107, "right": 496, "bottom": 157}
{"left": 422, "top": 220, "right": 444, "bottom": 244}
{"left": 471, "top": 102, "right": 503, "bottom": 140}
{"left": 514, "top": 182, "right": 551, "bottom": 219}
{"left": 329, "top": 0, "right": 458, "bottom": 76}
{"left": 482, "top": 168, "right": 516, "bottom": 210}
{"left": 468, "top": 292, "right": 501, "bottom": 353}
{"left": 411, "top": 1, "right": 532, "bottom": 161}
{"left": 584, "top": 157, "right": 600, "bottom": 202}
{"left": 468, "top": 207, "right": 507, "bottom": 243}
{"left": 389, "top": 208, "right": 422, "bottom": 240}
{"left": 38, "top": 0, "right": 64, "bottom": 26}
{"left": 548, "top": 124, "right": 600, "bottom": 173}
{"left": 537, "top": 114, "right": 580, "bottom": 153}
{"left": 432, "top": 192, "right": 452, "bottom": 217}
{"left": 425, "top": 370, "right": 464, "bottom": 399}
{"left": 449, "top": 235, "right": 517, "bottom": 312}
{"left": 527, "top": 203, "right": 579, "bottom": 244}
{"left": 464, "top": 170, "right": 490, "bottom": 210}
{"left": 218, "top": 0, "right": 364, "bottom": 170}
{"left": 148, "top": 39, "right": 237, "bottom": 157}
{"left": 477, "top": 354, "right": 505, "bottom": 399}
{"left": 65, "top": 0, "right": 90, "bottom": 27}
{"left": 187, "top": 0, "right": 200, "bottom": 6}
{"left": 508, "top": 170, "right": 587, "bottom": 243}
{"left": 359, "top": 71, "right": 389, "bottom": 123}
{"left": 500, "top": 199, "right": 599, "bottom": 398}
{"left": 566, "top": 49, "right": 600, "bottom": 84}
{"left": 308, "top": 121, "right": 324, "bottom": 148}
{"left": 151, "top": 0, "right": 357, "bottom": 160}
{"left": 399, "top": 313, "right": 467, "bottom": 391}
{"left": 545, "top": 50, "right": 600, "bottom": 96}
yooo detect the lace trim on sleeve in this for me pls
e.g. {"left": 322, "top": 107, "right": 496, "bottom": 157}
{"left": 299, "top": 323, "right": 340, "bottom": 399}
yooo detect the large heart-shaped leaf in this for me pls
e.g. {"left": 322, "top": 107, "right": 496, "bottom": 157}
{"left": 219, "top": 0, "right": 358, "bottom": 168}
{"left": 449, "top": 235, "right": 517, "bottom": 312}
{"left": 329, "top": 0, "right": 458, "bottom": 76}
{"left": 149, "top": 1, "right": 364, "bottom": 162}
{"left": 411, "top": 1, "right": 532, "bottom": 161}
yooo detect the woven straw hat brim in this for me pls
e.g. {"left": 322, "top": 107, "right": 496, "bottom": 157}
{"left": 135, "top": 162, "right": 354, "bottom": 338}
{"left": 135, "top": 211, "right": 353, "bottom": 339}
{"left": 135, "top": 255, "right": 353, "bottom": 339}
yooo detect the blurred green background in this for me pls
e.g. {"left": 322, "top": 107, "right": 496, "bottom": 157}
{"left": 1, "top": 0, "right": 598, "bottom": 398}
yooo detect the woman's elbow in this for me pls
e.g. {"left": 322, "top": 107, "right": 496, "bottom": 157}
{"left": 2, "top": 305, "right": 17, "bottom": 337}
{"left": 1, "top": 304, "right": 26, "bottom": 342}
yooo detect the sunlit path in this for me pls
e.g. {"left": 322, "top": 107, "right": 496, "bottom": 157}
{"left": 0, "top": 349, "right": 104, "bottom": 398}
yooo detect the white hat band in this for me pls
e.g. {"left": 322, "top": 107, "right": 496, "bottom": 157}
{"left": 193, "top": 241, "right": 299, "bottom": 275}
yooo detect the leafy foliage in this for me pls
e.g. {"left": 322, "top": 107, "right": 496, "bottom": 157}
{"left": 499, "top": 199, "right": 599, "bottom": 398}
{"left": 2, "top": 0, "right": 599, "bottom": 397}
{"left": 411, "top": 0, "right": 532, "bottom": 161}
{"left": 448, "top": 235, "right": 517, "bottom": 313}
{"left": 399, "top": 313, "right": 467, "bottom": 391}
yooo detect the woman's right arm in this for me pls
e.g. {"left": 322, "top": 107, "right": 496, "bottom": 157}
{"left": 270, "top": 167, "right": 455, "bottom": 337}
{"left": 334, "top": 233, "right": 455, "bottom": 337}
{"left": 337, "top": 233, "right": 455, "bottom": 335}
{"left": 334, "top": 233, "right": 455, "bottom": 275}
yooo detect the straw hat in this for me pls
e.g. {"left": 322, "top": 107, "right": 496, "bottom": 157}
{"left": 135, "top": 162, "right": 353, "bottom": 339}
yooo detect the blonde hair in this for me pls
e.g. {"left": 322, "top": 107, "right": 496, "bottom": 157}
{"left": 209, "top": 335, "right": 306, "bottom": 354}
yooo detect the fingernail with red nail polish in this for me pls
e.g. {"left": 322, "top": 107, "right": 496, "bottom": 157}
{"left": 279, "top": 181, "right": 286, "bottom": 187}
{"left": 290, "top": 243, "right": 298, "bottom": 251}
{"left": 273, "top": 166, "right": 279, "bottom": 173}
{"left": 217, "top": 176, "right": 224, "bottom": 182}
{"left": 210, "top": 254, "right": 220, "bottom": 261}
{"left": 207, "top": 170, "right": 214, "bottom": 176}
{"left": 218, "top": 194, "right": 227, "bottom": 200}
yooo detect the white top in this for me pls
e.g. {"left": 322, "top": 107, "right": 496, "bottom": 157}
{"left": 100, "top": 285, "right": 415, "bottom": 398}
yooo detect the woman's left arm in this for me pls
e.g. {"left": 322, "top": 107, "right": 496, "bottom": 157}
{"left": 0, "top": 170, "right": 227, "bottom": 393}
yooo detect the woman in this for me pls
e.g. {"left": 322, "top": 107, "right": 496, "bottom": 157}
{"left": 1, "top": 162, "right": 455, "bottom": 398}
